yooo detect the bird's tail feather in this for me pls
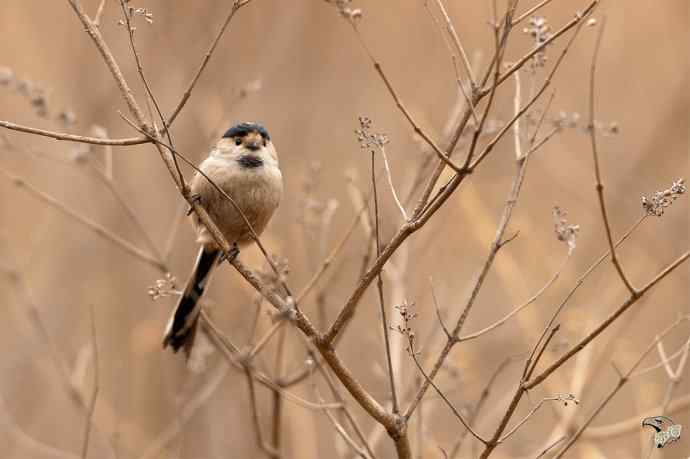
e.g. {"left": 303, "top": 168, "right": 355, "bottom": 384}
{"left": 163, "top": 247, "right": 220, "bottom": 358}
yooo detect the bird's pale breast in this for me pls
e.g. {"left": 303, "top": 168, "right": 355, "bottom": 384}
{"left": 190, "top": 155, "right": 283, "bottom": 249}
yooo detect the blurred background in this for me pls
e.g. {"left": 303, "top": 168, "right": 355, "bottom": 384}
{"left": 0, "top": 1, "right": 687, "bottom": 458}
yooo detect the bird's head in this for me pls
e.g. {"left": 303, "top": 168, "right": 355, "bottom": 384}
{"left": 215, "top": 122, "right": 277, "bottom": 167}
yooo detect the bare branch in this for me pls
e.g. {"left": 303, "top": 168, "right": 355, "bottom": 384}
{"left": 371, "top": 152, "right": 400, "bottom": 414}
{"left": 524, "top": 251, "right": 689, "bottom": 390}
{"left": 167, "top": 0, "right": 254, "bottom": 126}
{"left": 587, "top": 17, "right": 637, "bottom": 296}
{"left": 407, "top": 334, "right": 488, "bottom": 445}
{"left": 0, "top": 119, "right": 148, "bottom": 145}
{"left": 458, "top": 252, "right": 570, "bottom": 342}
{"left": 500, "top": 395, "right": 578, "bottom": 443}
{"left": 0, "top": 166, "right": 164, "bottom": 270}
{"left": 512, "top": 0, "right": 556, "bottom": 26}
{"left": 553, "top": 316, "right": 689, "bottom": 457}
{"left": 93, "top": 0, "right": 107, "bottom": 26}
{"left": 431, "top": 0, "right": 477, "bottom": 87}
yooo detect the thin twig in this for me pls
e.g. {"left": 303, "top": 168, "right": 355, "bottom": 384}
{"left": 524, "top": 215, "right": 647, "bottom": 377}
{"left": 408, "top": 336, "right": 488, "bottom": 445}
{"left": 88, "top": 162, "right": 165, "bottom": 263}
{"left": 118, "top": 0, "right": 184, "bottom": 185}
{"left": 499, "top": 395, "right": 576, "bottom": 443}
{"left": 247, "top": 320, "right": 286, "bottom": 361}
{"left": 379, "top": 145, "right": 408, "bottom": 221}
{"left": 138, "top": 363, "right": 229, "bottom": 459}
{"left": 513, "top": 70, "right": 523, "bottom": 159}
{"left": 631, "top": 338, "right": 690, "bottom": 378}
{"left": 81, "top": 304, "right": 99, "bottom": 459}
{"left": 423, "top": 0, "right": 479, "bottom": 123}
{"left": 448, "top": 357, "right": 518, "bottom": 459}
{"left": 493, "top": 1, "right": 599, "bottom": 89}
{"left": 93, "top": 0, "right": 107, "bottom": 26}
{"left": 511, "top": 0, "right": 556, "bottom": 26}
{"left": 372, "top": 152, "right": 399, "bottom": 414}
{"left": 296, "top": 194, "right": 370, "bottom": 303}
{"left": 587, "top": 16, "right": 637, "bottom": 296}
{"left": 0, "top": 119, "right": 148, "bottom": 145}
{"left": 167, "top": 0, "right": 253, "bottom": 125}
{"left": 524, "top": 251, "right": 689, "bottom": 390}
{"left": 528, "top": 92, "right": 555, "bottom": 145}
{"left": 581, "top": 394, "right": 690, "bottom": 439}
{"left": 405, "top": 153, "right": 531, "bottom": 419}
{"left": 429, "top": 278, "right": 451, "bottom": 339}
{"left": 245, "top": 367, "right": 280, "bottom": 458}
{"left": 533, "top": 436, "right": 565, "bottom": 458}
{"left": 553, "top": 316, "right": 689, "bottom": 458}
{"left": 459, "top": 252, "right": 570, "bottom": 342}
{"left": 0, "top": 167, "right": 164, "bottom": 270}
{"left": 162, "top": 200, "right": 187, "bottom": 263}
{"left": 431, "top": 0, "right": 477, "bottom": 87}
{"left": 348, "top": 21, "right": 463, "bottom": 173}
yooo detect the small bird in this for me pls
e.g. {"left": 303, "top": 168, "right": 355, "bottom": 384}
{"left": 163, "top": 122, "right": 283, "bottom": 357}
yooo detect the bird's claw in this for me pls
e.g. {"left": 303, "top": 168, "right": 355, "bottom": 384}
{"left": 186, "top": 194, "right": 202, "bottom": 216}
{"left": 219, "top": 243, "right": 240, "bottom": 263}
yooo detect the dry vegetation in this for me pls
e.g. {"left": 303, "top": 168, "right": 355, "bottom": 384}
{"left": 0, "top": 1, "right": 688, "bottom": 458}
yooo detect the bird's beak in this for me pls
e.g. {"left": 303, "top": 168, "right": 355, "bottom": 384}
{"left": 243, "top": 131, "right": 263, "bottom": 151}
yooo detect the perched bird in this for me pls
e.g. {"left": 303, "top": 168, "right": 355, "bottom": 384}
{"left": 163, "top": 122, "right": 283, "bottom": 357}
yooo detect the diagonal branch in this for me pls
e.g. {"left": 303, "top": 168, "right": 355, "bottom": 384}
{"left": 524, "top": 250, "right": 689, "bottom": 390}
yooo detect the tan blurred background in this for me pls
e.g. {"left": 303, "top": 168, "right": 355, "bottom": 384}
{"left": 0, "top": 1, "right": 688, "bottom": 458}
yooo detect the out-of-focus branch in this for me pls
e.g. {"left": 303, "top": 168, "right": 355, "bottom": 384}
{"left": 167, "top": 0, "right": 254, "bottom": 126}
{"left": 0, "top": 166, "right": 165, "bottom": 270}
{"left": 553, "top": 316, "right": 689, "bottom": 458}
{"left": 245, "top": 367, "right": 280, "bottom": 458}
{"left": 458, "top": 252, "right": 570, "bottom": 342}
{"left": 81, "top": 305, "right": 99, "bottom": 459}
{"left": 511, "top": 0, "right": 556, "bottom": 26}
{"left": 581, "top": 393, "right": 690, "bottom": 439}
{"left": 524, "top": 251, "right": 689, "bottom": 390}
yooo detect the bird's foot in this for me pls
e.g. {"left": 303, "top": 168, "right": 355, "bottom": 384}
{"left": 186, "top": 194, "right": 202, "bottom": 216}
{"left": 219, "top": 243, "right": 240, "bottom": 263}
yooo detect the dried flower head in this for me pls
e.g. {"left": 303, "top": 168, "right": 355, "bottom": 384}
{"left": 325, "top": 0, "right": 363, "bottom": 21}
{"left": 642, "top": 179, "right": 686, "bottom": 217}
{"left": 525, "top": 109, "right": 619, "bottom": 137}
{"left": 119, "top": 3, "right": 154, "bottom": 28}
{"left": 355, "top": 116, "right": 389, "bottom": 153}
{"left": 147, "top": 273, "right": 178, "bottom": 300}
{"left": 553, "top": 206, "right": 579, "bottom": 253}
{"left": 523, "top": 16, "right": 552, "bottom": 68}
{"left": 556, "top": 393, "right": 580, "bottom": 407}
{"left": 392, "top": 301, "right": 419, "bottom": 355}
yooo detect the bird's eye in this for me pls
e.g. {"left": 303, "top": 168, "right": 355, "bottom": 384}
{"left": 234, "top": 138, "right": 242, "bottom": 146}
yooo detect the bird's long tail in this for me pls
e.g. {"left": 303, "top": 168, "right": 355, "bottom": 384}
{"left": 163, "top": 247, "right": 220, "bottom": 357}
